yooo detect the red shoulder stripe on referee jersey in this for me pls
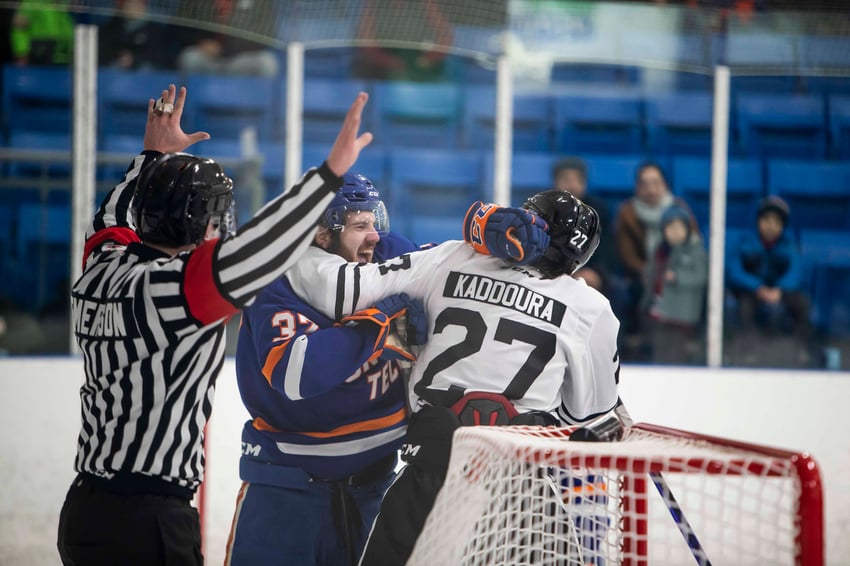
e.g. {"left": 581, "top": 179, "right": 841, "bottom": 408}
{"left": 82, "top": 227, "right": 139, "bottom": 266}
{"left": 185, "top": 239, "right": 240, "bottom": 325}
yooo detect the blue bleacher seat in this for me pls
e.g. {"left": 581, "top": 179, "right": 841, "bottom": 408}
{"left": 582, "top": 154, "right": 649, "bottom": 215}
{"left": 462, "top": 86, "right": 553, "bottom": 152}
{"left": 645, "top": 92, "right": 714, "bottom": 157}
{"left": 810, "top": 257, "right": 850, "bottom": 338}
{"left": 388, "top": 148, "right": 483, "bottom": 242}
{"left": 730, "top": 75, "right": 802, "bottom": 95}
{"left": 0, "top": 203, "right": 12, "bottom": 262}
{"left": 301, "top": 143, "right": 386, "bottom": 187}
{"left": 675, "top": 70, "right": 714, "bottom": 92}
{"left": 406, "top": 216, "right": 462, "bottom": 247}
{"left": 259, "top": 141, "right": 285, "bottom": 201}
{"left": 6, "top": 131, "right": 71, "bottom": 178}
{"left": 799, "top": 228, "right": 850, "bottom": 335}
{"left": 799, "top": 228, "right": 850, "bottom": 273}
{"left": 827, "top": 95, "right": 850, "bottom": 159}
{"left": 482, "top": 152, "right": 556, "bottom": 206}
{"left": 735, "top": 93, "right": 827, "bottom": 159}
{"left": 554, "top": 92, "right": 644, "bottom": 154}
{"left": 186, "top": 74, "right": 278, "bottom": 142}
{"left": 192, "top": 139, "right": 243, "bottom": 161}
{"left": 766, "top": 160, "right": 850, "bottom": 230}
{"left": 97, "top": 134, "right": 142, "bottom": 183}
{"left": 300, "top": 143, "right": 388, "bottom": 210}
{"left": 300, "top": 143, "right": 332, "bottom": 174}
{"left": 304, "top": 47, "right": 353, "bottom": 79}
{"left": 550, "top": 63, "right": 641, "bottom": 86}
{"left": 191, "top": 139, "right": 272, "bottom": 215}
{"left": 372, "top": 82, "right": 462, "bottom": 148}
{"left": 801, "top": 76, "right": 850, "bottom": 96}
{"left": 16, "top": 203, "right": 71, "bottom": 312}
{"left": 98, "top": 69, "right": 182, "bottom": 140}
{"left": 2, "top": 65, "right": 72, "bottom": 139}
{"left": 302, "top": 78, "right": 371, "bottom": 145}
{"left": 673, "top": 157, "right": 763, "bottom": 231}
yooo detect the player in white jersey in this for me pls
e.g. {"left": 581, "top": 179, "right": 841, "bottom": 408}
{"left": 286, "top": 190, "right": 621, "bottom": 565}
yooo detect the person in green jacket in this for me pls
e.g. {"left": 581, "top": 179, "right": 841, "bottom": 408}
{"left": 641, "top": 204, "right": 708, "bottom": 365}
{"left": 11, "top": 0, "right": 74, "bottom": 65}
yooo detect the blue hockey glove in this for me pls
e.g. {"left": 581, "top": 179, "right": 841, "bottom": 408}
{"left": 403, "top": 296, "right": 428, "bottom": 347}
{"left": 463, "top": 201, "right": 550, "bottom": 265}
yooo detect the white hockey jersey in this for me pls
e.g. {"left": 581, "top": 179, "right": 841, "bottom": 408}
{"left": 287, "top": 240, "right": 621, "bottom": 424}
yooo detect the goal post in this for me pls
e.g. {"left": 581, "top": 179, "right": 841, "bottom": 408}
{"left": 409, "top": 423, "right": 823, "bottom": 566}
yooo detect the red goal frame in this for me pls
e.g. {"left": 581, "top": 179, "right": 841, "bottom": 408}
{"left": 514, "top": 423, "right": 823, "bottom": 566}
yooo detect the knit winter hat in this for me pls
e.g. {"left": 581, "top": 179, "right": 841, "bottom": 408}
{"left": 661, "top": 205, "right": 692, "bottom": 237}
{"left": 757, "top": 195, "right": 790, "bottom": 227}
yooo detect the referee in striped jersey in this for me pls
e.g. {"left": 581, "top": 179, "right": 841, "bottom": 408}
{"left": 57, "top": 84, "right": 374, "bottom": 566}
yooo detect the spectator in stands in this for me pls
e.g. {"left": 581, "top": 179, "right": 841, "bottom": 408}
{"left": 10, "top": 0, "right": 75, "bottom": 66}
{"left": 641, "top": 205, "right": 707, "bottom": 365}
{"left": 614, "top": 160, "right": 699, "bottom": 361}
{"left": 726, "top": 195, "right": 812, "bottom": 365}
{"left": 98, "top": 0, "right": 178, "bottom": 71}
{"left": 552, "top": 156, "right": 614, "bottom": 295}
{"left": 176, "top": 0, "right": 279, "bottom": 76}
{"left": 352, "top": 0, "right": 453, "bottom": 82}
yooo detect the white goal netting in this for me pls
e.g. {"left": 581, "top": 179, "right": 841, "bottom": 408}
{"left": 409, "top": 424, "right": 822, "bottom": 566}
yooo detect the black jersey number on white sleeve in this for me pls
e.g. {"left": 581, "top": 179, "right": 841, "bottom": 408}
{"left": 377, "top": 254, "right": 411, "bottom": 275}
{"left": 416, "top": 307, "right": 556, "bottom": 401}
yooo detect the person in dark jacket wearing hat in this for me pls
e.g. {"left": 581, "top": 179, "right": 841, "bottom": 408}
{"left": 726, "top": 195, "right": 812, "bottom": 364}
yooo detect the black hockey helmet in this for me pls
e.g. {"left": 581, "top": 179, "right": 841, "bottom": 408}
{"left": 522, "top": 190, "right": 600, "bottom": 278}
{"left": 133, "top": 153, "right": 234, "bottom": 247}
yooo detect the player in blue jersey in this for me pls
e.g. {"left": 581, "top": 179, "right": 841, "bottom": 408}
{"left": 224, "top": 171, "right": 551, "bottom": 566}
{"left": 224, "top": 173, "right": 429, "bottom": 566}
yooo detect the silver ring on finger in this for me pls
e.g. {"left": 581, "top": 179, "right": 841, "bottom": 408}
{"left": 154, "top": 96, "right": 174, "bottom": 115}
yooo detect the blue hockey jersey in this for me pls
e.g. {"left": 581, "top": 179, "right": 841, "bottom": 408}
{"left": 236, "top": 233, "right": 419, "bottom": 483}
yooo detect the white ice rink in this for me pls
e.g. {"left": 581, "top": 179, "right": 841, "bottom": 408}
{"left": 1, "top": 358, "right": 848, "bottom": 565}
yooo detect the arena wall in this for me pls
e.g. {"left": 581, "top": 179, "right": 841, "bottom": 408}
{"left": 1, "top": 358, "right": 847, "bottom": 565}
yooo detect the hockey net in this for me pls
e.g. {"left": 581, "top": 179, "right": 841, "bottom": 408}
{"left": 409, "top": 423, "right": 823, "bottom": 566}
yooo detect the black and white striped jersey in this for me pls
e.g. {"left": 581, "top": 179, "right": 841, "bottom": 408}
{"left": 287, "top": 241, "right": 621, "bottom": 425}
{"left": 72, "top": 151, "right": 340, "bottom": 491}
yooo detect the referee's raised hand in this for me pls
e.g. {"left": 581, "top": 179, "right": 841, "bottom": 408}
{"left": 326, "top": 92, "right": 373, "bottom": 177}
{"left": 142, "top": 84, "right": 210, "bottom": 154}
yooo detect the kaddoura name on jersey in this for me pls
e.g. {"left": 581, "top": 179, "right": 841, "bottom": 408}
{"left": 287, "top": 240, "right": 620, "bottom": 425}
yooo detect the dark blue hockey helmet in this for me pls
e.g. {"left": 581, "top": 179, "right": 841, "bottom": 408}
{"left": 133, "top": 153, "right": 234, "bottom": 247}
{"left": 522, "top": 190, "right": 600, "bottom": 278}
{"left": 322, "top": 172, "right": 389, "bottom": 234}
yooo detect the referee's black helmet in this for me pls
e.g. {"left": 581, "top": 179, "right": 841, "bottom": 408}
{"left": 522, "top": 190, "right": 600, "bottom": 278}
{"left": 133, "top": 153, "right": 234, "bottom": 247}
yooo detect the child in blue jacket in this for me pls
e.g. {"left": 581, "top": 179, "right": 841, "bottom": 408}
{"left": 726, "top": 195, "right": 812, "bottom": 358}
